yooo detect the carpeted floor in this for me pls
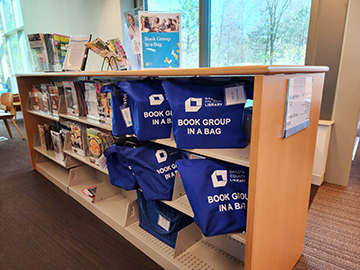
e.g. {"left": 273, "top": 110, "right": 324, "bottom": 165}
{"left": 293, "top": 149, "right": 360, "bottom": 269}
{"left": 1, "top": 113, "right": 360, "bottom": 269}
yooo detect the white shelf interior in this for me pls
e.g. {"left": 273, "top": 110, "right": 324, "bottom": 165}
{"left": 36, "top": 160, "right": 70, "bottom": 193}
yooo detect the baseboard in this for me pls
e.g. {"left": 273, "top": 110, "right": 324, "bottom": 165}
{"left": 311, "top": 173, "right": 324, "bottom": 186}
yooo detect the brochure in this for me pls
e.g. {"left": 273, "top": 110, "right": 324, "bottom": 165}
{"left": 123, "top": 6, "right": 143, "bottom": 55}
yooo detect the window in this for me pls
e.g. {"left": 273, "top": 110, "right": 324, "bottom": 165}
{"left": 146, "top": 0, "right": 311, "bottom": 68}
{"left": 0, "top": 0, "right": 27, "bottom": 90}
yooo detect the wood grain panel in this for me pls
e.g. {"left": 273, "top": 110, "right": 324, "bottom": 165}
{"left": 245, "top": 73, "right": 325, "bottom": 270}
{"left": 16, "top": 65, "right": 328, "bottom": 78}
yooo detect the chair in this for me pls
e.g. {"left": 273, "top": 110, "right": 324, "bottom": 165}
{"left": 0, "top": 92, "right": 25, "bottom": 139}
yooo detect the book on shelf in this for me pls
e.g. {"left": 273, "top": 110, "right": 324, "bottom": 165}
{"left": 63, "top": 81, "right": 79, "bottom": 116}
{"left": 81, "top": 185, "right": 97, "bottom": 203}
{"left": 138, "top": 11, "right": 181, "bottom": 69}
{"left": 87, "top": 127, "right": 114, "bottom": 164}
{"left": 84, "top": 81, "right": 99, "bottom": 120}
{"left": 48, "top": 85, "right": 60, "bottom": 115}
{"left": 50, "top": 130, "right": 65, "bottom": 161}
{"left": 29, "top": 85, "right": 43, "bottom": 111}
{"left": 63, "top": 34, "right": 92, "bottom": 71}
{"left": 85, "top": 37, "right": 127, "bottom": 70}
{"left": 97, "top": 84, "right": 112, "bottom": 125}
{"left": 87, "top": 128, "right": 103, "bottom": 164}
{"left": 73, "top": 81, "right": 87, "bottom": 116}
{"left": 43, "top": 122, "right": 55, "bottom": 151}
{"left": 40, "top": 84, "right": 52, "bottom": 114}
{"left": 69, "top": 122, "right": 87, "bottom": 156}
{"left": 38, "top": 124, "right": 47, "bottom": 150}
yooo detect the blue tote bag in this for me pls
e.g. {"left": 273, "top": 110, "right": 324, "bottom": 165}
{"left": 125, "top": 141, "right": 189, "bottom": 201}
{"left": 162, "top": 78, "right": 253, "bottom": 148}
{"left": 105, "top": 137, "right": 189, "bottom": 200}
{"left": 101, "top": 84, "right": 134, "bottom": 136}
{"left": 104, "top": 143, "right": 139, "bottom": 191}
{"left": 137, "top": 190, "right": 193, "bottom": 248}
{"left": 176, "top": 158, "right": 249, "bottom": 237}
{"left": 117, "top": 79, "right": 172, "bottom": 141}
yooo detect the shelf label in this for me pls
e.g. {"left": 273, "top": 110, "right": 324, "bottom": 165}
{"left": 120, "top": 106, "right": 133, "bottom": 127}
{"left": 283, "top": 77, "right": 313, "bottom": 138}
{"left": 224, "top": 84, "right": 247, "bottom": 106}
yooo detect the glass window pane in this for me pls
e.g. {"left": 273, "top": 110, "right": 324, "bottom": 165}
{"left": 210, "top": 0, "right": 312, "bottom": 67}
{"left": 2, "top": 0, "right": 16, "bottom": 32}
{"left": 7, "top": 34, "right": 24, "bottom": 73}
{"left": 146, "top": 0, "right": 200, "bottom": 68}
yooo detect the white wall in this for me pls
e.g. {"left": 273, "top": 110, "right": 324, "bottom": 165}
{"left": 325, "top": 0, "right": 360, "bottom": 186}
{"left": 20, "top": 0, "right": 125, "bottom": 71}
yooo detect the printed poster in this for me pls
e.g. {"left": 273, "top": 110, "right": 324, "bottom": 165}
{"left": 139, "top": 11, "right": 181, "bottom": 69}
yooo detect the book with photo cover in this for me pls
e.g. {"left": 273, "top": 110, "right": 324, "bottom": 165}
{"left": 53, "top": 33, "right": 70, "bottom": 66}
{"left": 50, "top": 130, "right": 64, "bottom": 161}
{"left": 69, "top": 122, "right": 86, "bottom": 156}
{"left": 107, "top": 38, "right": 131, "bottom": 69}
{"left": 87, "top": 128, "right": 102, "bottom": 164}
{"left": 84, "top": 81, "right": 99, "bottom": 120}
{"left": 48, "top": 85, "right": 60, "bottom": 115}
{"left": 85, "top": 37, "right": 126, "bottom": 70}
{"left": 27, "top": 33, "right": 49, "bottom": 71}
{"left": 30, "top": 85, "right": 43, "bottom": 111}
{"left": 63, "top": 81, "right": 79, "bottom": 116}
{"left": 139, "top": 11, "right": 181, "bottom": 69}
{"left": 40, "top": 84, "right": 52, "bottom": 114}
{"left": 37, "top": 124, "right": 47, "bottom": 150}
{"left": 97, "top": 84, "right": 112, "bottom": 125}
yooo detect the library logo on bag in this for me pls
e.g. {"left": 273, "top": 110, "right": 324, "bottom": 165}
{"left": 185, "top": 97, "right": 202, "bottom": 112}
{"left": 149, "top": 94, "right": 164, "bottom": 105}
{"left": 155, "top": 149, "right": 168, "bottom": 163}
{"left": 211, "top": 170, "right": 228, "bottom": 188}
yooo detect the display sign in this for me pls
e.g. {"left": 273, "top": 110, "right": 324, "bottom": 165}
{"left": 283, "top": 77, "right": 313, "bottom": 138}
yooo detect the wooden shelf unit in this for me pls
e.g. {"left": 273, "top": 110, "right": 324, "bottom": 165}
{"left": 17, "top": 65, "right": 327, "bottom": 270}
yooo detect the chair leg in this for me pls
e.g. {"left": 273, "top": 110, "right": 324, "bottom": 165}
{"left": 3, "top": 119, "right": 13, "bottom": 138}
{"left": 9, "top": 118, "right": 25, "bottom": 140}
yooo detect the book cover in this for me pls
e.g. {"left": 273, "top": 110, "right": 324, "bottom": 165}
{"left": 37, "top": 124, "right": 47, "bottom": 150}
{"left": 85, "top": 37, "right": 126, "bottom": 70}
{"left": 124, "top": 7, "right": 143, "bottom": 55}
{"left": 63, "top": 81, "right": 79, "bottom": 116}
{"left": 40, "top": 84, "right": 52, "bottom": 114}
{"left": 107, "top": 38, "right": 131, "bottom": 69}
{"left": 87, "top": 128, "right": 102, "bottom": 164}
{"left": 97, "top": 85, "right": 112, "bottom": 125}
{"left": 139, "top": 11, "right": 181, "bottom": 69}
{"left": 70, "top": 122, "right": 85, "bottom": 156}
{"left": 28, "top": 33, "right": 49, "bottom": 71}
{"left": 44, "top": 33, "right": 55, "bottom": 71}
{"left": 63, "top": 35, "right": 92, "bottom": 71}
{"left": 53, "top": 33, "right": 70, "bottom": 66}
{"left": 30, "top": 85, "right": 43, "bottom": 111}
{"left": 84, "top": 82, "right": 99, "bottom": 120}
{"left": 50, "top": 130, "right": 64, "bottom": 161}
{"left": 48, "top": 86, "right": 60, "bottom": 115}
{"left": 81, "top": 185, "right": 97, "bottom": 203}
